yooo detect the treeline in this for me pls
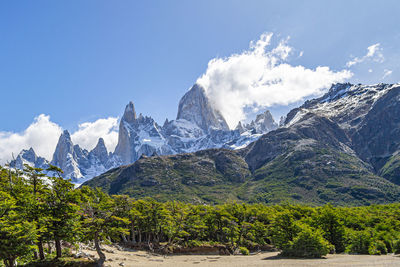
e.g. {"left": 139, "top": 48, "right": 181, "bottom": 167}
{"left": 1, "top": 165, "right": 400, "bottom": 267}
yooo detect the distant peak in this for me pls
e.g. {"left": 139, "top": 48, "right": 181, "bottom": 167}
{"left": 97, "top": 137, "right": 105, "bottom": 146}
{"left": 176, "top": 83, "right": 229, "bottom": 132}
{"left": 60, "top": 130, "right": 72, "bottom": 141}
{"left": 329, "top": 83, "right": 352, "bottom": 93}
{"left": 94, "top": 137, "right": 107, "bottom": 151}
{"left": 122, "top": 101, "right": 137, "bottom": 123}
{"left": 255, "top": 110, "right": 274, "bottom": 122}
{"left": 62, "top": 129, "right": 70, "bottom": 136}
{"left": 91, "top": 137, "right": 108, "bottom": 156}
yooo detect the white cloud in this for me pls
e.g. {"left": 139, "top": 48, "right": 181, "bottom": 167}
{"left": 346, "top": 43, "right": 384, "bottom": 67}
{"left": 0, "top": 114, "right": 62, "bottom": 164}
{"left": 197, "top": 32, "right": 353, "bottom": 128}
{"left": 382, "top": 69, "right": 393, "bottom": 79}
{"left": 71, "top": 117, "right": 119, "bottom": 153}
{"left": 0, "top": 115, "right": 119, "bottom": 164}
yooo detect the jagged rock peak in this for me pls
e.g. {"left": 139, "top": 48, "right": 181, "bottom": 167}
{"left": 96, "top": 137, "right": 106, "bottom": 148}
{"left": 92, "top": 138, "right": 107, "bottom": 155}
{"left": 235, "top": 121, "right": 245, "bottom": 134}
{"left": 122, "top": 101, "right": 137, "bottom": 123}
{"left": 61, "top": 129, "right": 71, "bottom": 139}
{"left": 23, "top": 147, "right": 36, "bottom": 159}
{"left": 254, "top": 110, "right": 278, "bottom": 131}
{"left": 54, "top": 130, "right": 73, "bottom": 153}
{"left": 176, "top": 83, "right": 229, "bottom": 132}
{"left": 10, "top": 147, "right": 49, "bottom": 170}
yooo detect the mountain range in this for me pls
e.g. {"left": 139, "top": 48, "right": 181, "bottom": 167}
{"left": 83, "top": 83, "right": 400, "bottom": 205}
{"left": 10, "top": 83, "right": 277, "bottom": 182}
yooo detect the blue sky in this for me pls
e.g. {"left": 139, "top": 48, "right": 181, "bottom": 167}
{"left": 0, "top": 0, "right": 399, "bottom": 161}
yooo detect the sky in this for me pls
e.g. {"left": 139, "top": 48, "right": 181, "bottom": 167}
{"left": 1, "top": 0, "right": 400, "bottom": 162}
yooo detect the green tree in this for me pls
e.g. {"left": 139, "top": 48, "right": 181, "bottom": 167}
{"left": 23, "top": 164, "right": 49, "bottom": 260}
{"left": 314, "top": 204, "right": 345, "bottom": 253}
{"left": 0, "top": 190, "right": 37, "bottom": 267}
{"left": 45, "top": 165, "right": 80, "bottom": 258}
{"left": 282, "top": 224, "right": 332, "bottom": 258}
{"left": 79, "top": 186, "right": 128, "bottom": 266}
{"left": 269, "top": 210, "right": 300, "bottom": 250}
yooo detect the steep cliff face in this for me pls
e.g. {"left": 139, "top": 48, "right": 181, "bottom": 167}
{"left": 351, "top": 87, "right": 400, "bottom": 172}
{"left": 50, "top": 130, "right": 118, "bottom": 182}
{"left": 176, "top": 84, "right": 229, "bottom": 132}
{"left": 283, "top": 83, "right": 400, "bottom": 184}
{"left": 113, "top": 101, "right": 172, "bottom": 165}
{"left": 89, "top": 138, "right": 109, "bottom": 168}
{"left": 114, "top": 101, "right": 137, "bottom": 165}
{"left": 51, "top": 130, "right": 83, "bottom": 179}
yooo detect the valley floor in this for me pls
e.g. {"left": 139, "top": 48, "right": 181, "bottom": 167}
{"left": 82, "top": 246, "right": 400, "bottom": 267}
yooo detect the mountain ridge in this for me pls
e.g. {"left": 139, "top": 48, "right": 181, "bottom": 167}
{"left": 83, "top": 82, "right": 400, "bottom": 205}
{"left": 11, "top": 83, "right": 277, "bottom": 182}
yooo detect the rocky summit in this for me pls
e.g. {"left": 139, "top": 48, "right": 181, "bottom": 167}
{"left": 11, "top": 83, "right": 277, "bottom": 182}
{"left": 83, "top": 83, "right": 400, "bottom": 205}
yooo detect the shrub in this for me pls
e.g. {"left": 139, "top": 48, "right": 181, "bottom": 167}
{"left": 368, "top": 243, "right": 380, "bottom": 255}
{"left": 393, "top": 240, "right": 400, "bottom": 254}
{"left": 374, "top": 240, "right": 388, "bottom": 255}
{"left": 346, "top": 230, "right": 371, "bottom": 254}
{"left": 315, "top": 204, "right": 346, "bottom": 253}
{"left": 239, "top": 247, "right": 249, "bottom": 255}
{"left": 281, "top": 226, "right": 332, "bottom": 258}
{"left": 270, "top": 211, "right": 300, "bottom": 250}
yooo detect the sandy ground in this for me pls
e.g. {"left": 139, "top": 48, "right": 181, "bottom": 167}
{"left": 81, "top": 246, "right": 400, "bottom": 267}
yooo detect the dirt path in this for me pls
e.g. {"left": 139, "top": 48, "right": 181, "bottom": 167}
{"left": 82, "top": 246, "right": 400, "bottom": 267}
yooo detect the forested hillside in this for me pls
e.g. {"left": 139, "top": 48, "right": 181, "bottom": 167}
{"left": 2, "top": 165, "right": 400, "bottom": 267}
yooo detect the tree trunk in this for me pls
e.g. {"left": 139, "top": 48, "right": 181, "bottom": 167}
{"left": 38, "top": 237, "right": 45, "bottom": 260}
{"left": 55, "top": 238, "right": 62, "bottom": 258}
{"left": 4, "top": 257, "right": 15, "bottom": 267}
{"left": 130, "top": 223, "right": 136, "bottom": 243}
{"left": 94, "top": 232, "right": 106, "bottom": 267}
{"left": 48, "top": 241, "right": 52, "bottom": 254}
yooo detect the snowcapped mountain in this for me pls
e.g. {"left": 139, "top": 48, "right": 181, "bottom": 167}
{"left": 283, "top": 83, "right": 393, "bottom": 129}
{"left": 282, "top": 83, "right": 400, "bottom": 182}
{"left": 176, "top": 83, "right": 229, "bottom": 132}
{"left": 9, "top": 147, "right": 49, "bottom": 170}
{"left": 50, "top": 130, "right": 119, "bottom": 182}
{"left": 12, "top": 83, "right": 277, "bottom": 182}
{"left": 84, "top": 82, "right": 400, "bottom": 205}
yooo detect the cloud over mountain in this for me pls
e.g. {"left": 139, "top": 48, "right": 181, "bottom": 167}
{"left": 197, "top": 32, "right": 353, "bottom": 128}
{"left": 0, "top": 115, "right": 119, "bottom": 164}
{"left": 0, "top": 114, "right": 62, "bottom": 164}
{"left": 71, "top": 117, "right": 119, "bottom": 153}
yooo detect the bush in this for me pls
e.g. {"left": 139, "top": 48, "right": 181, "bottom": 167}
{"left": 346, "top": 230, "right": 371, "bottom": 254}
{"left": 393, "top": 240, "right": 400, "bottom": 254}
{"left": 315, "top": 204, "right": 346, "bottom": 253}
{"left": 374, "top": 240, "right": 388, "bottom": 255}
{"left": 368, "top": 243, "right": 380, "bottom": 255}
{"left": 239, "top": 247, "right": 249, "bottom": 255}
{"left": 281, "top": 226, "right": 332, "bottom": 258}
